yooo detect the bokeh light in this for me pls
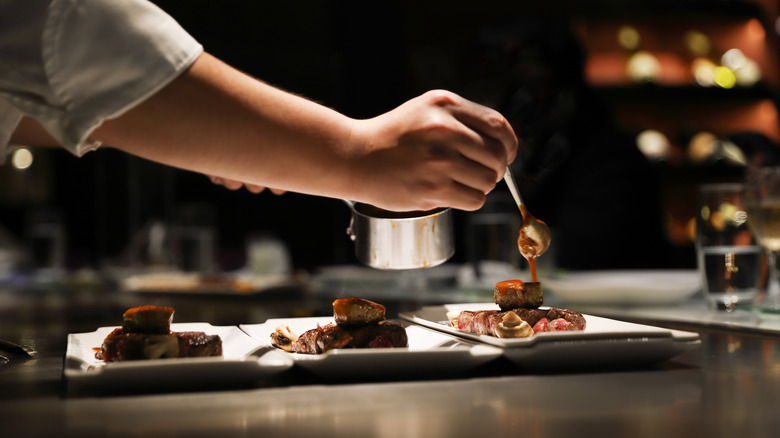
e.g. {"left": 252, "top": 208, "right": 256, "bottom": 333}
{"left": 11, "top": 147, "right": 33, "bottom": 170}
{"left": 636, "top": 129, "right": 670, "bottom": 161}
{"left": 692, "top": 57, "right": 717, "bottom": 86}
{"left": 688, "top": 131, "right": 718, "bottom": 163}
{"left": 685, "top": 30, "right": 711, "bottom": 56}
{"left": 734, "top": 58, "right": 761, "bottom": 87}
{"left": 626, "top": 50, "right": 661, "bottom": 83}
{"left": 721, "top": 48, "right": 747, "bottom": 71}
{"left": 618, "top": 25, "right": 640, "bottom": 50}
{"left": 713, "top": 66, "right": 736, "bottom": 89}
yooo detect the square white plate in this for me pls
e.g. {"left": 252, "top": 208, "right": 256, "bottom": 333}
{"left": 65, "top": 323, "right": 293, "bottom": 391}
{"left": 240, "top": 317, "right": 503, "bottom": 379}
{"left": 400, "top": 303, "right": 701, "bottom": 369}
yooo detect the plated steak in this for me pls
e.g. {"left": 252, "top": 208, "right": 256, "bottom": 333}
{"left": 96, "top": 329, "right": 222, "bottom": 362}
{"left": 271, "top": 297, "right": 408, "bottom": 354}
{"left": 450, "top": 307, "right": 586, "bottom": 338}
{"left": 95, "top": 305, "right": 222, "bottom": 362}
{"left": 277, "top": 321, "right": 408, "bottom": 354}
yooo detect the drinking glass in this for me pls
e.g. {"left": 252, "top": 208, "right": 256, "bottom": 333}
{"left": 744, "top": 167, "right": 780, "bottom": 313}
{"left": 696, "top": 183, "right": 761, "bottom": 311}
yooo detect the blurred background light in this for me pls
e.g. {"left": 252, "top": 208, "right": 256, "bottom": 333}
{"left": 626, "top": 50, "right": 661, "bottom": 83}
{"left": 692, "top": 57, "right": 717, "bottom": 86}
{"left": 618, "top": 25, "right": 640, "bottom": 50}
{"left": 11, "top": 148, "right": 33, "bottom": 170}
{"left": 636, "top": 129, "right": 671, "bottom": 161}
{"left": 734, "top": 58, "right": 761, "bottom": 87}
{"left": 721, "top": 48, "right": 747, "bottom": 71}
{"left": 688, "top": 131, "right": 718, "bottom": 162}
{"left": 685, "top": 30, "right": 711, "bottom": 56}
{"left": 713, "top": 66, "right": 736, "bottom": 89}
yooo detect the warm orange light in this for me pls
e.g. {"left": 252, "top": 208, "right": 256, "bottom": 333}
{"left": 747, "top": 18, "right": 765, "bottom": 40}
{"left": 692, "top": 57, "right": 717, "bottom": 86}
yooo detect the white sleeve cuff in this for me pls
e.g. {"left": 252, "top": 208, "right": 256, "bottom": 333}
{"left": 1, "top": 0, "right": 203, "bottom": 157}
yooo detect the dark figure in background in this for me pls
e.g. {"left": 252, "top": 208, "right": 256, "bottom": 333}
{"left": 468, "top": 18, "right": 672, "bottom": 270}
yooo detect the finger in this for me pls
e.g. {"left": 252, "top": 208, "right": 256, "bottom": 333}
{"left": 245, "top": 184, "right": 266, "bottom": 194}
{"left": 434, "top": 179, "right": 488, "bottom": 211}
{"left": 222, "top": 179, "right": 244, "bottom": 190}
{"left": 446, "top": 153, "right": 499, "bottom": 195}
{"left": 450, "top": 130, "right": 510, "bottom": 182}
{"left": 449, "top": 100, "right": 518, "bottom": 162}
{"left": 270, "top": 188, "right": 287, "bottom": 195}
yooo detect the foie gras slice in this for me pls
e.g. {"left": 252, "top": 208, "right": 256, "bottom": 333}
{"left": 494, "top": 280, "right": 543, "bottom": 310}
{"left": 122, "top": 305, "right": 175, "bottom": 334}
{"left": 332, "top": 297, "right": 386, "bottom": 326}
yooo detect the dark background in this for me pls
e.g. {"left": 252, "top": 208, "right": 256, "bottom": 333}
{"left": 1, "top": 0, "right": 777, "bottom": 274}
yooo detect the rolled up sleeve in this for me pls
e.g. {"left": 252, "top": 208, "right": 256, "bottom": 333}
{"left": 0, "top": 0, "right": 203, "bottom": 157}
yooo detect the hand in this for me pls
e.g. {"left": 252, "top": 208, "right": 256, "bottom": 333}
{"left": 348, "top": 90, "right": 518, "bottom": 212}
{"left": 207, "top": 175, "right": 286, "bottom": 195}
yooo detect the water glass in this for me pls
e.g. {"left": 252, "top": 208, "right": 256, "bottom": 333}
{"left": 696, "top": 183, "right": 762, "bottom": 311}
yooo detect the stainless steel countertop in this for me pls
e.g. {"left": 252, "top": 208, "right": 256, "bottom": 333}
{"left": 2, "top": 269, "right": 780, "bottom": 438}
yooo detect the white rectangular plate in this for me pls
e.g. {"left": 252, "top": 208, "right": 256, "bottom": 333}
{"left": 240, "top": 317, "right": 503, "bottom": 379}
{"left": 65, "top": 323, "right": 293, "bottom": 391}
{"left": 399, "top": 303, "right": 701, "bottom": 369}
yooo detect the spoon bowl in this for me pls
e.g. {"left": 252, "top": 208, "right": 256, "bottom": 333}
{"left": 503, "top": 167, "right": 551, "bottom": 259}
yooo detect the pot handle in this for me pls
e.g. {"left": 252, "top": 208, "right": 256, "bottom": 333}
{"left": 342, "top": 199, "right": 357, "bottom": 241}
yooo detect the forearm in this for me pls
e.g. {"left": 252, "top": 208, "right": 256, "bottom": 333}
{"left": 92, "top": 52, "right": 361, "bottom": 199}
{"left": 11, "top": 51, "right": 517, "bottom": 212}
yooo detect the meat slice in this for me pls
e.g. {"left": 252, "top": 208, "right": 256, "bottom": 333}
{"left": 121, "top": 305, "right": 174, "bottom": 334}
{"left": 332, "top": 297, "right": 386, "bottom": 326}
{"left": 96, "top": 329, "right": 222, "bottom": 362}
{"left": 274, "top": 321, "right": 408, "bottom": 354}
{"left": 451, "top": 308, "right": 585, "bottom": 337}
{"left": 493, "top": 280, "right": 543, "bottom": 310}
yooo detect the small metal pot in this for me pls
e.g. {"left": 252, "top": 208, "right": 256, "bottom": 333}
{"left": 344, "top": 201, "right": 455, "bottom": 270}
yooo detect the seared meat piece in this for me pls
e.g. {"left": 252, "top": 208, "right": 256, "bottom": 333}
{"left": 272, "top": 321, "right": 408, "bottom": 354}
{"left": 121, "top": 305, "right": 175, "bottom": 334}
{"left": 96, "top": 328, "right": 222, "bottom": 362}
{"left": 332, "top": 297, "right": 386, "bottom": 326}
{"left": 450, "top": 308, "right": 585, "bottom": 338}
{"left": 176, "top": 331, "right": 223, "bottom": 358}
{"left": 493, "top": 280, "right": 543, "bottom": 310}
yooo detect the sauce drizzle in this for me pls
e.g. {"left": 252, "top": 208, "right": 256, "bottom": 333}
{"left": 495, "top": 279, "right": 525, "bottom": 296}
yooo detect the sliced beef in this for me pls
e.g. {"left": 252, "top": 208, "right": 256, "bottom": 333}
{"left": 96, "top": 329, "right": 222, "bottom": 362}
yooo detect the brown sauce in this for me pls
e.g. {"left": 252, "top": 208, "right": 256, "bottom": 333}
{"left": 516, "top": 205, "right": 543, "bottom": 282}
{"left": 495, "top": 279, "right": 525, "bottom": 296}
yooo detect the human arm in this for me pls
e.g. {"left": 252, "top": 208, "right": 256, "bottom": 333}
{"left": 84, "top": 53, "right": 517, "bottom": 211}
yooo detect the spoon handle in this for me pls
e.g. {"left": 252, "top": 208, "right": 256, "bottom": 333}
{"left": 503, "top": 166, "right": 524, "bottom": 208}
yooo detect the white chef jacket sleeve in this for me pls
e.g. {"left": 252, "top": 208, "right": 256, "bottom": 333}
{"left": 0, "top": 0, "right": 203, "bottom": 159}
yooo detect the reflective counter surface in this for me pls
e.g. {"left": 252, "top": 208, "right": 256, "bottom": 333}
{"left": 2, "top": 269, "right": 780, "bottom": 438}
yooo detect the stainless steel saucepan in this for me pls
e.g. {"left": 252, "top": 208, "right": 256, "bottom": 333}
{"left": 343, "top": 200, "right": 454, "bottom": 270}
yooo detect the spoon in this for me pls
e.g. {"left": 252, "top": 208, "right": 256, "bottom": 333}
{"left": 503, "top": 167, "right": 551, "bottom": 260}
